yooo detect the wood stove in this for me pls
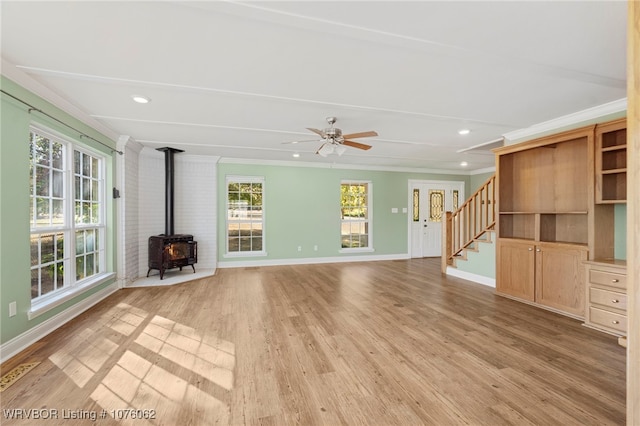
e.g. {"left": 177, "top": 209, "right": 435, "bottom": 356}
{"left": 147, "top": 147, "right": 198, "bottom": 279}
{"left": 148, "top": 234, "right": 197, "bottom": 279}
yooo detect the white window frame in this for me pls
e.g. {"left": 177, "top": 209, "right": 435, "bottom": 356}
{"left": 339, "top": 180, "right": 374, "bottom": 253}
{"left": 224, "top": 175, "right": 266, "bottom": 257}
{"left": 28, "top": 125, "right": 111, "bottom": 319}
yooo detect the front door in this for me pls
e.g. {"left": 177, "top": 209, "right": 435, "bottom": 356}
{"left": 410, "top": 182, "right": 462, "bottom": 258}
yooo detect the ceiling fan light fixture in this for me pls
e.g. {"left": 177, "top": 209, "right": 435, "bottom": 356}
{"left": 318, "top": 143, "right": 334, "bottom": 157}
{"left": 335, "top": 144, "right": 346, "bottom": 156}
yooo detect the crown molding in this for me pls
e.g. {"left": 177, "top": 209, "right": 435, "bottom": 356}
{"left": 218, "top": 157, "right": 476, "bottom": 175}
{"left": 1, "top": 58, "right": 119, "bottom": 141}
{"left": 503, "top": 98, "right": 627, "bottom": 142}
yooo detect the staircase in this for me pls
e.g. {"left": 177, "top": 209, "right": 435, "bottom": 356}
{"left": 441, "top": 175, "right": 496, "bottom": 273}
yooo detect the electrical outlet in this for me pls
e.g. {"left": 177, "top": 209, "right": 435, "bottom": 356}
{"left": 297, "top": 246, "right": 302, "bottom": 252}
{"left": 9, "top": 301, "right": 17, "bottom": 317}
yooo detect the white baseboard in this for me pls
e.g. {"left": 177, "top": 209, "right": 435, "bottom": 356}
{"left": 218, "top": 253, "right": 410, "bottom": 268}
{"left": 0, "top": 283, "right": 119, "bottom": 364}
{"left": 446, "top": 266, "right": 496, "bottom": 288}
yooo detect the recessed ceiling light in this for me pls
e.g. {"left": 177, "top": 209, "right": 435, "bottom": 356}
{"left": 292, "top": 153, "right": 300, "bottom": 158}
{"left": 460, "top": 161, "right": 468, "bottom": 167}
{"left": 458, "top": 129, "right": 470, "bottom": 135}
{"left": 131, "top": 95, "right": 150, "bottom": 104}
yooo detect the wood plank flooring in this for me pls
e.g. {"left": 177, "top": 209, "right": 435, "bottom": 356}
{"left": 1, "top": 258, "right": 626, "bottom": 425}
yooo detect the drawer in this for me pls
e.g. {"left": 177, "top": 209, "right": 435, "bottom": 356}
{"left": 589, "top": 307, "right": 627, "bottom": 333}
{"left": 589, "top": 269, "right": 626, "bottom": 290}
{"left": 590, "top": 287, "right": 627, "bottom": 311}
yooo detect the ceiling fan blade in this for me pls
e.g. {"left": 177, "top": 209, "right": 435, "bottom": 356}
{"left": 342, "top": 130, "right": 378, "bottom": 139}
{"left": 307, "top": 128, "right": 327, "bottom": 138}
{"left": 343, "top": 140, "right": 372, "bottom": 150}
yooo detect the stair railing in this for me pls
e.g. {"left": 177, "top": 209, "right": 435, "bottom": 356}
{"left": 441, "top": 174, "right": 496, "bottom": 273}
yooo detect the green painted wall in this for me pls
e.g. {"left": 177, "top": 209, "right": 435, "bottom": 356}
{"left": 470, "top": 171, "right": 495, "bottom": 193}
{"left": 455, "top": 237, "right": 496, "bottom": 279}
{"left": 1, "top": 77, "right": 117, "bottom": 345}
{"left": 217, "top": 163, "right": 470, "bottom": 262}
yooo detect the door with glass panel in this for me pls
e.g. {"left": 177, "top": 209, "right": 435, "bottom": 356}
{"left": 410, "top": 182, "right": 462, "bottom": 258}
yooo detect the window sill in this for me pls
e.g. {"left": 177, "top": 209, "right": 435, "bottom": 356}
{"left": 339, "top": 247, "right": 375, "bottom": 254}
{"left": 29, "top": 272, "right": 116, "bottom": 320}
{"left": 223, "top": 251, "right": 268, "bottom": 258}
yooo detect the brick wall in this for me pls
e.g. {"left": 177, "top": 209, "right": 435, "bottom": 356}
{"left": 137, "top": 147, "right": 218, "bottom": 277}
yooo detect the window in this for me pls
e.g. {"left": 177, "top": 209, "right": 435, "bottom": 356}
{"left": 226, "top": 176, "right": 264, "bottom": 256}
{"left": 340, "top": 181, "right": 372, "bottom": 251}
{"left": 29, "top": 127, "right": 106, "bottom": 302}
{"left": 429, "top": 189, "right": 445, "bottom": 222}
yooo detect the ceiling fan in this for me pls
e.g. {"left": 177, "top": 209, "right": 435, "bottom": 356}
{"left": 285, "top": 117, "right": 378, "bottom": 157}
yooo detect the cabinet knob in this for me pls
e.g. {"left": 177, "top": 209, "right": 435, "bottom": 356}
{"left": 528, "top": 247, "right": 533, "bottom": 251}
{"left": 536, "top": 248, "right": 541, "bottom": 252}
{"left": 612, "top": 320, "right": 620, "bottom": 325}
{"left": 612, "top": 279, "right": 619, "bottom": 283}
{"left": 612, "top": 299, "right": 619, "bottom": 304}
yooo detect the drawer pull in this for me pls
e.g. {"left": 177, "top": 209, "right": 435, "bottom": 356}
{"left": 612, "top": 320, "right": 620, "bottom": 325}
{"left": 612, "top": 279, "right": 619, "bottom": 283}
{"left": 612, "top": 299, "right": 619, "bottom": 303}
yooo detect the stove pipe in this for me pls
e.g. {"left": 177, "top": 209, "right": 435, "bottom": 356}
{"left": 156, "top": 147, "right": 184, "bottom": 236}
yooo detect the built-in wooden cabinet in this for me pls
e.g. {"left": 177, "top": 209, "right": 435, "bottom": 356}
{"left": 495, "top": 126, "right": 594, "bottom": 319}
{"left": 584, "top": 260, "right": 627, "bottom": 336}
{"left": 495, "top": 118, "right": 627, "bottom": 324}
{"left": 535, "top": 242, "right": 587, "bottom": 317}
{"left": 595, "top": 118, "right": 627, "bottom": 204}
{"left": 496, "top": 239, "right": 535, "bottom": 301}
{"left": 497, "top": 239, "right": 587, "bottom": 317}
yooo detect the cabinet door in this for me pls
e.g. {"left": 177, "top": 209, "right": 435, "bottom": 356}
{"left": 497, "top": 240, "right": 535, "bottom": 301}
{"left": 535, "top": 243, "right": 588, "bottom": 317}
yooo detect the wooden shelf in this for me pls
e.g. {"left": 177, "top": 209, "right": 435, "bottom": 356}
{"left": 595, "top": 118, "right": 627, "bottom": 204}
{"left": 601, "top": 144, "right": 627, "bottom": 152}
{"left": 602, "top": 168, "right": 627, "bottom": 174}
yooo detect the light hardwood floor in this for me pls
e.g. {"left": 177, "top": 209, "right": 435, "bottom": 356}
{"left": 1, "top": 259, "right": 626, "bottom": 425}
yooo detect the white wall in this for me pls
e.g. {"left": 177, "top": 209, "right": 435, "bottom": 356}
{"left": 119, "top": 137, "right": 144, "bottom": 285}
{"left": 137, "top": 147, "right": 219, "bottom": 278}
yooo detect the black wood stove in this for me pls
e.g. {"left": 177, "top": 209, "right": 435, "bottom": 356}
{"left": 147, "top": 147, "right": 197, "bottom": 279}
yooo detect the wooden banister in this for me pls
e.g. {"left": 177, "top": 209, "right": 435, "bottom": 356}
{"left": 442, "top": 174, "right": 496, "bottom": 273}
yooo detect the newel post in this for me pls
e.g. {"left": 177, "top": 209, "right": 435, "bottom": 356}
{"left": 442, "top": 211, "right": 452, "bottom": 274}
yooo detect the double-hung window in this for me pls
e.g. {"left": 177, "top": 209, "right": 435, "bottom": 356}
{"left": 29, "top": 126, "right": 106, "bottom": 306}
{"left": 225, "top": 176, "right": 265, "bottom": 256}
{"left": 340, "top": 181, "right": 373, "bottom": 252}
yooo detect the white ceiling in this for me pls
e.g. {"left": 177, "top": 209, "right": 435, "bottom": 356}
{"left": 1, "top": 1, "right": 628, "bottom": 172}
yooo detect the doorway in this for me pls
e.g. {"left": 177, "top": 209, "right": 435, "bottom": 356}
{"left": 409, "top": 180, "right": 464, "bottom": 258}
